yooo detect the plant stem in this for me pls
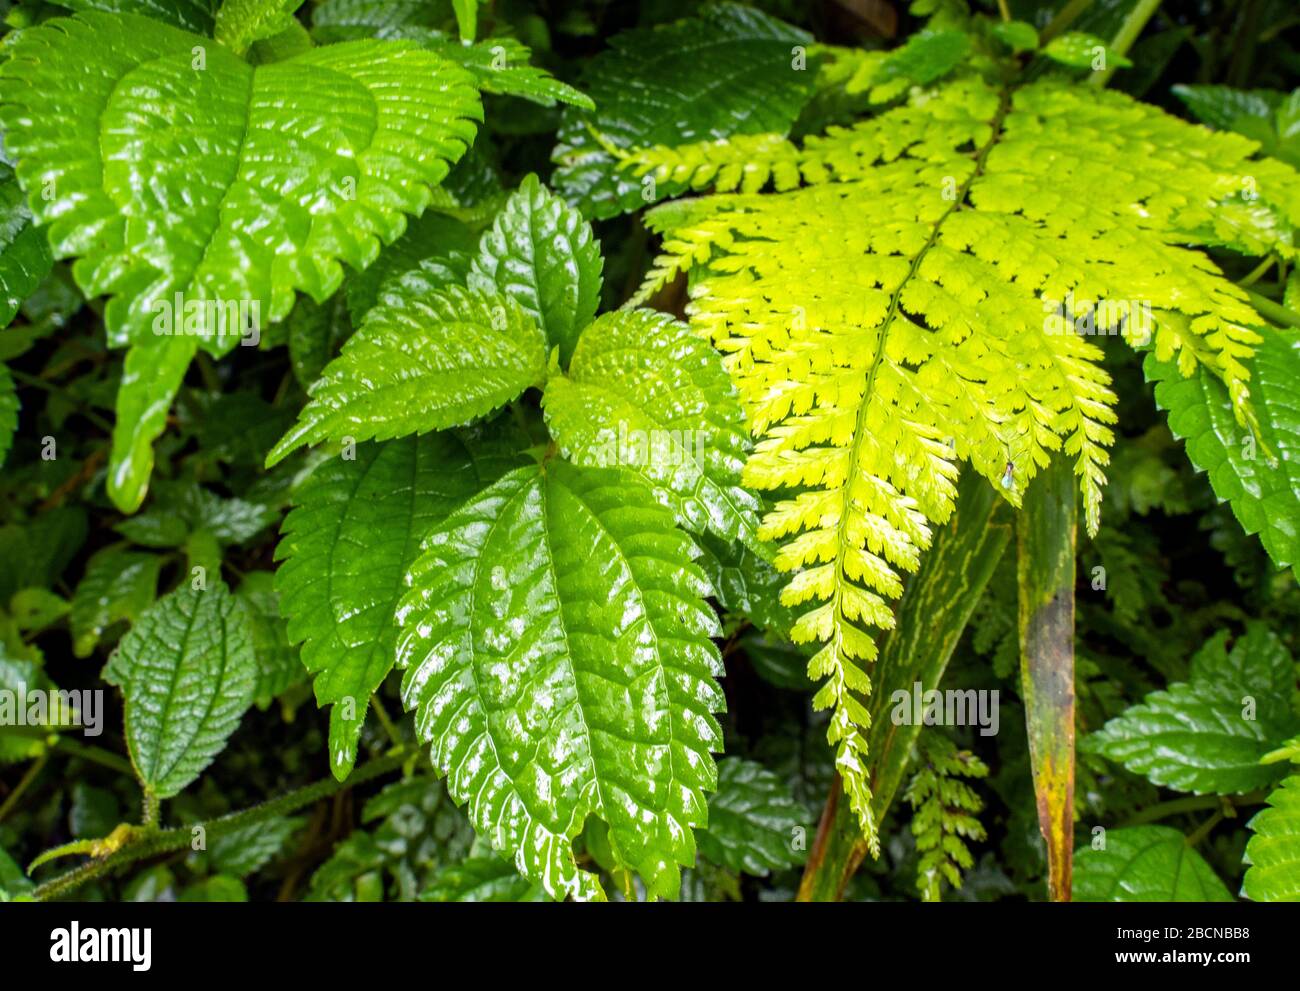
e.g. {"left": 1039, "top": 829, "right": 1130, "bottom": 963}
{"left": 1239, "top": 257, "right": 1275, "bottom": 288}
{"left": 1122, "top": 790, "right": 1268, "bottom": 826}
{"left": 1246, "top": 289, "right": 1300, "bottom": 329}
{"left": 1042, "top": 0, "right": 1093, "bottom": 43}
{"left": 141, "top": 790, "right": 160, "bottom": 829}
{"left": 996, "top": 0, "right": 1010, "bottom": 24}
{"left": 0, "top": 753, "right": 48, "bottom": 823}
{"left": 1092, "top": 0, "right": 1162, "bottom": 87}
{"left": 52, "top": 736, "right": 134, "bottom": 776}
{"left": 31, "top": 748, "right": 413, "bottom": 901}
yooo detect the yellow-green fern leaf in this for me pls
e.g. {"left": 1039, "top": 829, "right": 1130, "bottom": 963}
{"left": 638, "top": 73, "right": 1300, "bottom": 851}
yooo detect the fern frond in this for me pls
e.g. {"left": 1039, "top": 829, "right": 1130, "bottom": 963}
{"left": 905, "top": 733, "right": 988, "bottom": 902}
{"left": 639, "top": 73, "right": 1300, "bottom": 850}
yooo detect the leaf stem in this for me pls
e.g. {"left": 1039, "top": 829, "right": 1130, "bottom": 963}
{"left": 1041, "top": 0, "right": 1093, "bottom": 42}
{"left": 1245, "top": 289, "right": 1300, "bottom": 329}
{"left": 52, "top": 736, "right": 134, "bottom": 776}
{"left": 30, "top": 747, "right": 414, "bottom": 901}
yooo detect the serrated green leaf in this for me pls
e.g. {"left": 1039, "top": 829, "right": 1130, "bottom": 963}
{"left": 696, "top": 758, "right": 808, "bottom": 876}
{"left": 420, "top": 854, "right": 544, "bottom": 902}
{"left": 268, "top": 286, "right": 545, "bottom": 465}
{"left": 0, "top": 164, "right": 54, "bottom": 331}
{"left": 1147, "top": 328, "right": 1300, "bottom": 572}
{"left": 310, "top": 0, "right": 448, "bottom": 42}
{"left": 103, "top": 581, "right": 257, "bottom": 799}
{"left": 396, "top": 460, "right": 724, "bottom": 901}
{"left": 275, "top": 427, "right": 525, "bottom": 778}
{"left": 551, "top": 3, "right": 814, "bottom": 219}
{"left": 1172, "top": 84, "right": 1283, "bottom": 131}
{"left": 214, "top": 0, "right": 303, "bottom": 56}
{"left": 467, "top": 175, "right": 601, "bottom": 366}
{"left": 1086, "top": 626, "right": 1300, "bottom": 795}
{"left": 1243, "top": 775, "right": 1300, "bottom": 902}
{"left": 421, "top": 36, "right": 592, "bottom": 110}
{"left": 46, "top": 0, "right": 219, "bottom": 33}
{"left": 543, "top": 309, "right": 759, "bottom": 543}
{"left": 1074, "top": 826, "right": 1232, "bottom": 902}
{"left": 70, "top": 547, "right": 164, "bottom": 658}
{"left": 0, "top": 12, "right": 483, "bottom": 508}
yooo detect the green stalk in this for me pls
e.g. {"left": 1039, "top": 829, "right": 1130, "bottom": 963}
{"left": 1091, "top": 0, "right": 1163, "bottom": 87}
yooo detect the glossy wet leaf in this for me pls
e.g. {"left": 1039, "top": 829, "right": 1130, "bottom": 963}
{"left": 0, "top": 11, "right": 483, "bottom": 509}
{"left": 268, "top": 287, "right": 546, "bottom": 465}
{"left": 397, "top": 460, "right": 724, "bottom": 901}
{"left": 1243, "top": 775, "right": 1300, "bottom": 902}
{"left": 697, "top": 758, "right": 808, "bottom": 876}
{"left": 551, "top": 3, "right": 814, "bottom": 218}
{"left": 420, "top": 855, "right": 544, "bottom": 902}
{"left": 543, "top": 309, "right": 758, "bottom": 542}
{"left": 1073, "top": 826, "right": 1232, "bottom": 902}
{"left": 1086, "top": 626, "right": 1300, "bottom": 795}
{"left": 1147, "top": 328, "right": 1300, "bottom": 573}
{"left": 275, "top": 428, "right": 525, "bottom": 778}
{"left": 70, "top": 546, "right": 164, "bottom": 658}
{"left": 468, "top": 175, "right": 602, "bottom": 366}
{"left": 103, "top": 581, "right": 257, "bottom": 799}
{"left": 0, "top": 164, "right": 53, "bottom": 331}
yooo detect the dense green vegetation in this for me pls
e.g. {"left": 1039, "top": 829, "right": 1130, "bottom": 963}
{"left": 0, "top": 0, "right": 1297, "bottom": 904}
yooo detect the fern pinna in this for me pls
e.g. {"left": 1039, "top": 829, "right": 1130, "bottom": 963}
{"left": 628, "top": 37, "right": 1300, "bottom": 852}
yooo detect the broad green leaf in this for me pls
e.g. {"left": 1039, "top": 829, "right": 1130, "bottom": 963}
{"left": 115, "top": 479, "right": 276, "bottom": 549}
{"left": 1017, "top": 457, "right": 1077, "bottom": 902}
{"left": 0, "top": 165, "right": 54, "bottom": 331}
{"left": 70, "top": 547, "right": 164, "bottom": 657}
{"left": 543, "top": 309, "right": 758, "bottom": 543}
{"left": 215, "top": 0, "right": 303, "bottom": 55}
{"left": 9, "top": 588, "right": 70, "bottom": 633}
{"left": 179, "top": 875, "right": 248, "bottom": 901}
{"left": 0, "top": 647, "right": 56, "bottom": 763}
{"left": 468, "top": 175, "right": 602, "bottom": 365}
{"left": 268, "top": 286, "right": 546, "bottom": 465}
{"left": 420, "top": 855, "right": 544, "bottom": 902}
{"left": 0, "top": 363, "right": 17, "bottom": 469}
{"left": 697, "top": 758, "right": 808, "bottom": 876}
{"left": 1074, "top": 826, "right": 1232, "bottom": 902}
{"left": 1147, "top": 328, "right": 1300, "bottom": 573}
{"left": 103, "top": 582, "right": 257, "bottom": 799}
{"left": 551, "top": 3, "right": 815, "bottom": 218}
{"left": 108, "top": 336, "right": 194, "bottom": 512}
{"left": 0, "top": 12, "right": 483, "bottom": 509}
{"left": 275, "top": 428, "right": 525, "bottom": 777}
{"left": 396, "top": 460, "right": 724, "bottom": 901}
{"left": 45, "top": 0, "right": 219, "bottom": 33}
{"left": 1173, "top": 84, "right": 1284, "bottom": 131}
{"left": 1243, "top": 775, "right": 1300, "bottom": 902}
{"left": 1086, "top": 626, "right": 1300, "bottom": 795}
{"left": 450, "top": 0, "right": 477, "bottom": 41}
{"left": 311, "top": 0, "right": 448, "bottom": 42}
{"left": 419, "top": 36, "right": 593, "bottom": 110}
